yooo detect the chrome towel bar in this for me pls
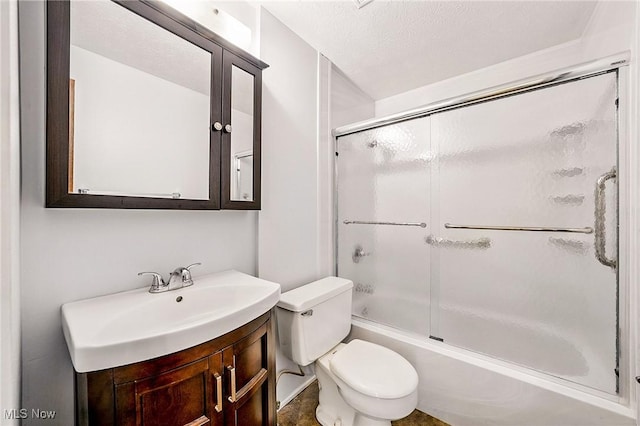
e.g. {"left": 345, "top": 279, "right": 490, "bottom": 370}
{"left": 343, "top": 220, "right": 427, "bottom": 228}
{"left": 444, "top": 223, "right": 593, "bottom": 234}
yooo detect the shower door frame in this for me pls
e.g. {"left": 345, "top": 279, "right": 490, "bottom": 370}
{"left": 333, "top": 53, "right": 635, "bottom": 407}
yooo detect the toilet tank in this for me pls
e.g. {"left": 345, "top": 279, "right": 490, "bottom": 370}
{"left": 277, "top": 277, "right": 353, "bottom": 366}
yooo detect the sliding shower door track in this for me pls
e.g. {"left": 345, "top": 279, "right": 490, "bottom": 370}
{"left": 333, "top": 53, "right": 628, "bottom": 138}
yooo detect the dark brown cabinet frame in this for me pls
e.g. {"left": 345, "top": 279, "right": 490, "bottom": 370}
{"left": 46, "top": 0, "right": 268, "bottom": 210}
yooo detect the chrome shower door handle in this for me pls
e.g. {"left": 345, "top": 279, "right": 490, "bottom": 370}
{"left": 594, "top": 167, "right": 617, "bottom": 270}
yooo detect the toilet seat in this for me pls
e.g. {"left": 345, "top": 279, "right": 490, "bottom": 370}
{"left": 329, "top": 339, "right": 418, "bottom": 399}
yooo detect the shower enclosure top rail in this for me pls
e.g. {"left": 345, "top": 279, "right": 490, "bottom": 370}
{"left": 332, "top": 53, "right": 628, "bottom": 138}
{"left": 444, "top": 223, "right": 594, "bottom": 234}
{"left": 343, "top": 220, "right": 427, "bottom": 228}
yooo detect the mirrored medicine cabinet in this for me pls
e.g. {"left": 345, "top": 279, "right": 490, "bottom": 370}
{"left": 46, "top": 0, "right": 267, "bottom": 209}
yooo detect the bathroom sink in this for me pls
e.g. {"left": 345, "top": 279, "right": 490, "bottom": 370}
{"left": 61, "top": 270, "right": 280, "bottom": 372}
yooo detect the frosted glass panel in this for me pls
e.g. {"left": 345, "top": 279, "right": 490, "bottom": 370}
{"left": 431, "top": 72, "right": 618, "bottom": 393}
{"left": 337, "top": 118, "right": 431, "bottom": 335}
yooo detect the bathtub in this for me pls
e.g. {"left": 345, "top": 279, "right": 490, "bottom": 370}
{"left": 348, "top": 316, "right": 635, "bottom": 426}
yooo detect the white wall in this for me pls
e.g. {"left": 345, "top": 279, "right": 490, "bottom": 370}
{"left": 258, "top": 7, "right": 322, "bottom": 404}
{"left": 0, "top": 0, "right": 21, "bottom": 423}
{"left": 19, "top": 2, "right": 258, "bottom": 425}
{"left": 70, "top": 45, "right": 210, "bottom": 199}
{"left": 330, "top": 66, "right": 374, "bottom": 129}
{"left": 258, "top": 8, "right": 320, "bottom": 295}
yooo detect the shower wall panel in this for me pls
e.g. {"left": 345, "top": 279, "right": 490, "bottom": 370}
{"left": 337, "top": 118, "right": 431, "bottom": 335}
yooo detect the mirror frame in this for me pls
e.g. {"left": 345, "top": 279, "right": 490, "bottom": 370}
{"left": 46, "top": 0, "right": 267, "bottom": 209}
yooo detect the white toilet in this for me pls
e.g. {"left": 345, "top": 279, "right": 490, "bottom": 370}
{"left": 277, "top": 277, "right": 418, "bottom": 426}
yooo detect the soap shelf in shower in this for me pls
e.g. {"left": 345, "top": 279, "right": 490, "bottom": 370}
{"left": 425, "top": 235, "right": 491, "bottom": 249}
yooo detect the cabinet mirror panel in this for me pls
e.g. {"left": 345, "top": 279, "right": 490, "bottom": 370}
{"left": 69, "top": 0, "right": 211, "bottom": 200}
{"left": 230, "top": 66, "right": 255, "bottom": 201}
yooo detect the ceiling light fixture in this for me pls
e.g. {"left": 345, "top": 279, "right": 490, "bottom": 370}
{"left": 160, "top": 0, "right": 252, "bottom": 51}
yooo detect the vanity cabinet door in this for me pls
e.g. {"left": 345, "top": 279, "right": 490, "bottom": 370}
{"left": 220, "top": 51, "right": 262, "bottom": 210}
{"left": 223, "top": 321, "right": 275, "bottom": 426}
{"left": 114, "top": 354, "right": 224, "bottom": 426}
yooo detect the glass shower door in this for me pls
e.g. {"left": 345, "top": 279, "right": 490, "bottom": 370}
{"left": 337, "top": 118, "right": 431, "bottom": 336}
{"left": 430, "top": 72, "right": 619, "bottom": 393}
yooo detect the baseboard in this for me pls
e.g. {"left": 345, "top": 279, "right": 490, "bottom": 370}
{"left": 277, "top": 374, "right": 317, "bottom": 410}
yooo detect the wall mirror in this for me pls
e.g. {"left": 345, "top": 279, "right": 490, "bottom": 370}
{"left": 47, "top": 0, "right": 267, "bottom": 209}
{"left": 221, "top": 55, "right": 262, "bottom": 209}
{"left": 230, "top": 66, "right": 254, "bottom": 202}
{"left": 70, "top": 0, "right": 211, "bottom": 201}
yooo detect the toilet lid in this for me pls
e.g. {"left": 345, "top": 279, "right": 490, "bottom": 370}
{"left": 329, "top": 339, "right": 418, "bottom": 399}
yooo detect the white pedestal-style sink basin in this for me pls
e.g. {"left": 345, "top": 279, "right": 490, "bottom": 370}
{"left": 62, "top": 270, "right": 281, "bottom": 372}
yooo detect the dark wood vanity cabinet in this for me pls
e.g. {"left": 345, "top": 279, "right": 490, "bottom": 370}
{"left": 75, "top": 312, "right": 276, "bottom": 426}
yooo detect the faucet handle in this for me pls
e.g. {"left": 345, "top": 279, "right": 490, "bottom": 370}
{"left": 181, "top": 263, "right": 201, "bottom": 286}
{"left": 185, "top": 262, "right": 201, "bottom": 271}
{"left": 138, "top": 272, "right": 166, "bottom": 293}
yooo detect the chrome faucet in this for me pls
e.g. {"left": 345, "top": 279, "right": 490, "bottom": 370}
{"left": 138, "top": 263, "right": 201, "bottom": 293}
{"left": 167, "top": 263, "right": 201, "bottom": 290}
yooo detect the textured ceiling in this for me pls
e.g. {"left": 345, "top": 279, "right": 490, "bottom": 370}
{"left": 262, "top": 1, "right": 598, "bottom": 100}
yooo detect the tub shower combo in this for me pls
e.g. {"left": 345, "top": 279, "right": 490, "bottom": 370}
{"left": 334, "top": 57, "right": 630, "bottom": 424}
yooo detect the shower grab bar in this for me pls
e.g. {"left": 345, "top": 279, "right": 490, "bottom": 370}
{"left": 425, "top": 235, "right": 491, "bottom": 249}
{"left": 444, "top": 223, "right": 593, "bottom": 234}
{"left": 594, "top": 167, "right": 617, "bottom": 270}
{"left": 343, "top": 220, "right": 427, "bottom": 228}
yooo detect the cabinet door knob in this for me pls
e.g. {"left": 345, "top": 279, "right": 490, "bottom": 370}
{"left": 212, "top": 122, "right": 223, "bottom": 131}
{"left": 223, "top": 124, "right": 232, "bottom": 133}
{"left": 227, "top": 365, "right": 237, "bottom": 402}
{"left": 214, "top": 372, "right": 223, "bottom": 413}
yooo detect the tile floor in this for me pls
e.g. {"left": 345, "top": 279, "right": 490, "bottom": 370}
{"left": 277, "top": 381, "right": 449, "bottom": 426}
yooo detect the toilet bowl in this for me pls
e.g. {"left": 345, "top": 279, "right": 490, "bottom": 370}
{"left": 316, "top": 341, "right": 418, "bottom": 426}
{"left": 277, "top": 277, "right": 419, "bottom": 426}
